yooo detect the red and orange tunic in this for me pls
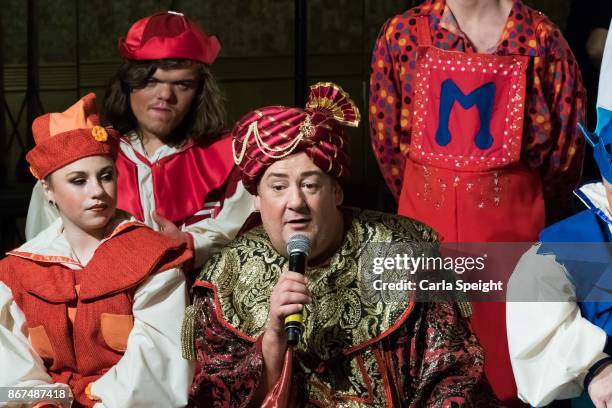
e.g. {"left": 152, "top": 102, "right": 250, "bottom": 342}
{"left": 0, "top": 214, "right": 192, "bottom": 407}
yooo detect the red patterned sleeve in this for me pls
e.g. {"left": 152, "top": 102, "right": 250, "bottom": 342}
{"left": 370, "top": 18, "right": 407, "bottom": 201}
{"left": 529, "top": 21, "right": 586, "bottom": 223}
{"left": 391, "top": 302, "right": 497, "bottom": 406}
{"left": 423, "top": 303, "right": 497, "bottom": 406}
{"left": 189, "top": 294, "right": 264, "bottom": 408}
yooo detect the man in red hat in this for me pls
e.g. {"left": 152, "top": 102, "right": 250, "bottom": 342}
{"left": 26, "top": 11, "right": 252, "bottom": 268}
{"left": 182, "top": 82, "right": 498, "bottom": 407}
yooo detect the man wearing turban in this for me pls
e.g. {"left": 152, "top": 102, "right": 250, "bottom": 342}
{"left": 182, "top": 82, "right": 497, "bottom": 407}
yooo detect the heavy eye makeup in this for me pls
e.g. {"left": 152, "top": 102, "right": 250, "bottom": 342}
{"left": 68, "top": 176, "right": 87, "bottom": 186}
{"left": 99, "top": 168, "right": 116, "bottom": 182}
{"left": 65, "top": 166, "right": 115, "bottom": 185}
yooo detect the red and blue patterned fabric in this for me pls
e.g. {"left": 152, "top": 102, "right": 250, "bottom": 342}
{"left": 370, "top": 1, "right": 586, "bottom": 405}
{"left": 370, "top": 0, "right": 585, "bottom": 223}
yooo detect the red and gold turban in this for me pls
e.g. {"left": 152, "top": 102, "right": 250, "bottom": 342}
{"left": 118, "top": 11, "right": 221, "bottom": 65}
{"left": 26, "top": 93, "right": 119, "bottom": 180}
{"left": 232, "top": 82, "right": 360, "bottom": 194}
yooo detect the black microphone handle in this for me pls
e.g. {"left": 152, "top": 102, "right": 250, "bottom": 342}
{"left": 289, "top": 252, "right": 306, "bottom": 274}
{"left": 285, "top": 252, "right": 306, "bottom": 345}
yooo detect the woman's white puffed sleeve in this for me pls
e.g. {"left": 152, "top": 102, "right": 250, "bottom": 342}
{"left": 90, "top": 267, "right": 194, "bottom": 408}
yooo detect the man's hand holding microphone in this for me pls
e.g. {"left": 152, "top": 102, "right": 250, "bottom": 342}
{"left": 258, "top": 235, "right": 311, "bottom": 399}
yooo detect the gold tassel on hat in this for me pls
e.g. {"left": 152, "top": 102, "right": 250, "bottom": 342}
{"left": 181, "top": 300, "right": 200, "bottom": 361}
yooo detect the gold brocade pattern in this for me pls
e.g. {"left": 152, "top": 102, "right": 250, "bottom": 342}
{"left": 300, "top": 346, "right": 388, "bottom": 407}
{"left": 196, "top": 208, "right": 448, "bottom": 406}
{"left": 305, "top": 82, "right": 361, "bottom": 127}
{"left": 198, "top": 208, "right": 439, "bottom": 362}
{"left": 306, "top": 97, "right": 344, "bottom": 121}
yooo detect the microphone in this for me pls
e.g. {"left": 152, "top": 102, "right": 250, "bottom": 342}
{"left": 284, "top": 234, "right": 311, "bottom": 346}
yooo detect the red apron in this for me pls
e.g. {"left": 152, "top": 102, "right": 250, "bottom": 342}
{"left": 397, "top": 17, "right": 544, "bottom": 405}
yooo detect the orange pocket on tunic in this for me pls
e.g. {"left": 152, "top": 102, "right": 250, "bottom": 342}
{"left": 100, "top": 313, "right": 134, "bottom": 352}
{"left": 28, "top": 326, "right": 55, "bottom": 362}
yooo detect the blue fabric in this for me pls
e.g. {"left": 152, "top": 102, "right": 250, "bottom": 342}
{"left": 539, "top": 210, "right": 612, "bottom": 335}
{"left": 435, "top": 79, "right": 496, "bottom": 149}
{"left": 578, "top": 107, "right": 612, "bottom": 183}
{"left": 538, "top": 210, "right": 612, "bottom": 408}
{"left": 575, "top": 187, "right": 612, "bottom": 227}
{"left": 595, "top": 106, "right": 612, "bottom": 136}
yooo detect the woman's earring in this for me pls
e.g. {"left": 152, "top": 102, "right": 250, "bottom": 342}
{"left": 48, "top": 200, "right": 57, "bottom": 208}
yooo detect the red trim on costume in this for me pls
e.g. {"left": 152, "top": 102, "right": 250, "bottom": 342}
{"left": 343, "top": 300, "right": 415, "bottom": 356}
{"left": 6, "top": 251, "right": 79, "bottom": 265}
{"left": 193, "top": 279, "right": 416, "bottom": 357}
{"left": 6, "top": 221, "right": 145, "bottom": 266}
{"left": 184, "top": 202, "right": 221, "bottom": 226}
{"left": 383, "top": 337, "right": 402, "bottom": 402}
{"left": 129, "top": 145, "right": 153, "bottom": 168}
{"left": 373, "top": 349, "right": 393, "bottom": 408}
{"left": 192, "top": 280, "right": 257, "bottom": 343}
{"left": 182, "top": 233, "right": 196, "bottom": 273}
{"left": 108, "top": 220, "right": 145, "bottom": 237}
{"left": 354, "top": 355, "right": 375, "bottom": 404}
{"left": 116, "top": 135, "right": 236, "bottom": 225}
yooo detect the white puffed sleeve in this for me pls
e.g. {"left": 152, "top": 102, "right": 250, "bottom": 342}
{"left": 0, "top": 282, "right": 72, "bottom": 407}
{"left": 25, "top": 181, "right": 59, "bottom": 241}
{"left": 507, "top": 245, "right": 607, "bottom": 407}
{"left": 90, "top": 267, "right": 194, "bottom": 408}
{"left": 184, "top": 181, "right": 253, "bottom": 267}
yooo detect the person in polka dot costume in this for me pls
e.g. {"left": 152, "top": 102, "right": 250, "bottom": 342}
{"left": 370, "top": 0, "right": 586, "bottom": 405}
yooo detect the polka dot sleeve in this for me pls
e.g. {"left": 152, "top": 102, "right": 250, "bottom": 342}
{"left": 528, "top": 22, "right": 586, "bottom": 222}
{"left": 368, "top": 1, "right": 587, "bottom": 220}
{"left": 369, "top": 18, "right": 409, "bottom": 201}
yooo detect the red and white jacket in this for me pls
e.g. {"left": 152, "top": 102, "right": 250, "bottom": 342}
{"left": 0, "top": 214, "right": 193, "bottom": 407}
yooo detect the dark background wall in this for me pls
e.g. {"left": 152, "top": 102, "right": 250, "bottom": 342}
{"left": 0, "top": 0, "right": 573, "bottom": 250}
